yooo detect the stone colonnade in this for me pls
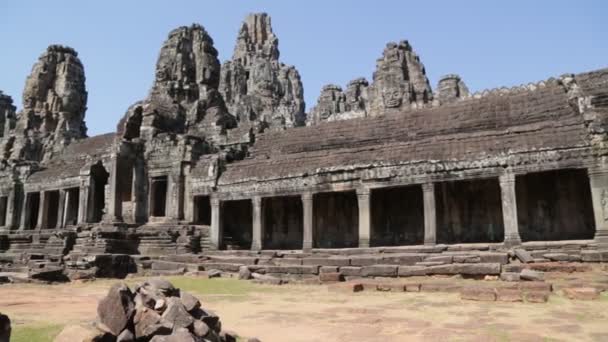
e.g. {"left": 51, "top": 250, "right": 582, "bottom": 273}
{"left": 209, "top": 169, "right": 608, "bottom": 250}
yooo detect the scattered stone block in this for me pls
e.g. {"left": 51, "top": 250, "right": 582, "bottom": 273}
{"left": 420, "top": 283, "right": 462, "bottom": 293}
{"left": 376, "top": 283, "right": 405, "bottom": 292}
{"left": 206, "top": 269, "right": 222, "bottom": 278}
{"left": 180, "top": 292, "right": 201, "bottom": 312}
{"left": 513, "top": 249, "right": 534, "bottom": 263}
{"left": 162, "top": 297, "right": 195, "bottom": 330}
{"left": 238, "top": 266, "right": 252, "bottom": 280}
{"left": 460, "top": 287, "right": 496, "bottom": 301}
{"left": 520, "top": 269, "right": 544, "bottom": 281}
{"left": 525, "top": 291, "right": 550, "bottom": 303}
{"left": 97, "top": 283, "right": 135, "bottom": 336}
{"left": 562, "top": 287, "right": 600, "bottom": 300}
{"left": 502, "top": 264, "right": 524, "bottom": 273}
{"left": 303, "top": 257, "right": 350, "bottom": 267}
{"left": 496, "top": 288, "right": 523, "bottom": 302}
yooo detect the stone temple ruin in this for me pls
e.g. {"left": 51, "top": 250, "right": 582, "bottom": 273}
{"left": 0, "top": 13, "right": 608, "bottom": 281}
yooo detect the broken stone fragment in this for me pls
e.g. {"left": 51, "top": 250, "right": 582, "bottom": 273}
{"left": 117, "top": 329, "right": 135, "bottom": 342}
{"left": 238, "top": 265, "right": 252, "bottom": 280}
{"left": 179, "top": 291, "right": 201, "bottom": 312}
{"left": 192, "top": 320, "right": 210, "bottom": 337}
{"left": 513, "top": 249, "right": 534, "bottom": 263}
{"left": 134, "top": 307, "right": 170, "bottom": 339}
{"left": 162, "top": 297, "right": 194, "bottom": 330}
{"left": 97, "top": 283, "right": 135, "bottom": 336}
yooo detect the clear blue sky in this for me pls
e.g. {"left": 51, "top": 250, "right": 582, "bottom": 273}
{"left": 1, "top": 0, "right": 606, "bottom": 136}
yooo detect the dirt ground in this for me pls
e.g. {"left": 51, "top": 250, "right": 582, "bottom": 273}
{"left": 1, "top": 267, "right": 608, "bottom": 342}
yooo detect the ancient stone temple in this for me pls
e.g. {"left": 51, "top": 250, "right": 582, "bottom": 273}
{"left": 1, "top": 13, "right": 607, "bottom": 279}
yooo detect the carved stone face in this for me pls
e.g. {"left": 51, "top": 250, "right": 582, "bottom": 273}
{"left": 382, "top": 88, "right": 403, "bottom": 108}
{"left": 251, "top": 62, "right": 275, "bottom": 98}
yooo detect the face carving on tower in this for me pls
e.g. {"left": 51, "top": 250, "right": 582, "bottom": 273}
{"left": 382, "top": 87, "right": 403, "bottom": 108}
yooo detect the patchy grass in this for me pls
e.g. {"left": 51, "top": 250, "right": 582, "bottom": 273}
{"left": 11, "top": 323, "right": 63, "bottom": 342}
{"left": 162, "top": 276, "right": 278, "bottom": 302}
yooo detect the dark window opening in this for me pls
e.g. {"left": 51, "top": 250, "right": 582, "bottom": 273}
{"left": 25, "top": 192, "right": 40, "bottom": 230}
{"left": 89, "top": 162, "right": 109, "bottom": 223}
{"left": 46, "top": 190, "right": 60, "bottom": 228}
{"left": 222, "top": 199, "right": 252, "bottom": 250}
{"left": 193, "top": 196, "right": 211, "bottom": 225}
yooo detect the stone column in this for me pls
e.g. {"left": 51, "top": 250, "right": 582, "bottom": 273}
{"left": 588, "top": 168, "right": 608, "bottom": 245}
{"left": 56, "top": 189, "right": 66, "bottom": 229}
{"left": 499, "top": 173, "right": 522, "bottom": 247}
{"left": 36, "top": 191, "right": 48, "bottom": 230}
{"left": 132, "top": 158, "right": 147, "bottom": 223}
{"left": 105, "top": 158, "right": 123, "bottom": 223}
{"left": 251, "top": 196, "right": 264, "bottom": 251}
{"left": 302, "top": 192, "right": 314, "bottom": 251}
{"left": 167, "top": 173, "right": 184, "bottom": 222}
{"left": 210, "top": 197, "right": 222, "bottom": 250}
{"left": 19, "top": 193, "right": 29, "bottom": 230}
{"left": 357, "top": 188, "right": 371, "bottom": 248}
{"left": 78, "top": 181, "right": 90, "bottom": 224}
{"left": 5, "top": 187, "right": 17, "bottom": 229}
{"left": 422, "top": 182, "right": 437, "bottom": 245}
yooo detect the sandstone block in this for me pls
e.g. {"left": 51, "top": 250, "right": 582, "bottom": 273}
{"left": 381, "top": 253, "right": 425, "bottom": 265}
{"left": 562, "top": 287, "right": 600, "bottom": 300}
{"left": 398, "top": 266, "right": 427, "bottom": 277}
{"left": 350, "top": 255, "right": 382, "bottom": 266}
{"left": 361, "top": 265, "right": 398, "bottom": 277}
{"left": 460, "top": 287, "right": 496, "bottom": 301}
{"left": 339, "top": 266, "right": 362, "bottom": 276}
{"left": 520, "top": 269, "right": 544, "bottom": 281}
{"left": 303, "top": 257, "right": 350, "bottom": 267}
{"left": 525, "top": 291, "right": 550, "bottom": 303}
{"left": 319, "top": 272, "right": 343, "bottom": 282}
{"left": 479, "top": 253, "right": 508, "bottom": 265}
{"left": 519, "top": 281, "right": 553, "bottom": 292}
{"left": 320, "top": 266, "right": 339, "bottom": 274}
{"left": 496, "top": 288, "right": 523, "bottom": 302}
{"left": 513, "top": 249, "right": 534, "bottom": 263}
{"left": 543, "top": 253, "right": 570, "bottom": 262}
{"left": 500, "top": 272, "right": 520, "bottom": 282}
{"left": 581, "top": 251, "right": 601, "bottom": 262}
{"left": 405, "top": 283, "right": 421, "bottom": 292}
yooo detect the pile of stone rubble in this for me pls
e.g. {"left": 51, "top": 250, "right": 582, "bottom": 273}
{"left": 60, "top": 278, "right": 260, "bottom": 342}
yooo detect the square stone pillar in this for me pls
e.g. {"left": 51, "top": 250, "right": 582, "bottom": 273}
{"left": 588, "top": 168, "right": 608, "bottom": 245}
{"left": 251, "top": 196, "right": 264, "bottom": 251}
{"left": 499, "top": 173, "right": 522, "bottom": 247}
{"left": 104, "top": 157, "right": 123, "bottom": 223}
{"left": 36, "top": 191, "right": 48, "bottom": 230}
{"left": 210, "top": 197, "right": 222, "bottom": 250}
{"left": 167, "top": 174, "right": 184, "bottom": 222}
{"left": 5, "top": 187, "right": 18, "bottom": 229}
{"left": 356, "top": 188, "right": 371, "bottom": 248}
{"left": 422, "top": 182, "right": 437, "bottom": 245}
{"left": 132, "top": 159, "right": 147, "bottom": 224}
{"left": 56, "top": 189, "right": 66, "bottom": 229}
{"left": 77, "top": 182, "right": 90, "bottom": 224}
{"left": 19, "top": 193, "right": 29, "bottom": 230}
{"left": 302, "top": 192, "right": 314, "bottom": 251}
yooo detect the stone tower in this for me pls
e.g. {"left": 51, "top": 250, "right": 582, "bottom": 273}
{"left": 219, "top": 13, "right": 305, "bottom": 131}
{"left": 5, "top": 45, "right": 88, "bottom": 164}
